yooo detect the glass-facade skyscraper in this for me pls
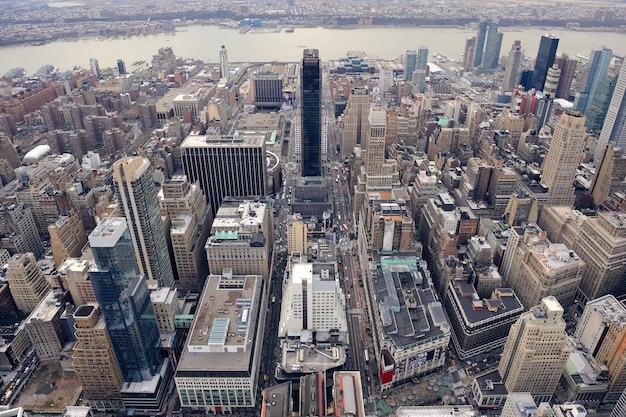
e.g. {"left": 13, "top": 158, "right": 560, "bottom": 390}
{"left": 301, "top": 48, "right": 322, "bottom": 177}
{"left": 532, "top": 35, "right": 559, "bottom": 92}
{"left": 471, "top": 19, "right": 488, "bottom": 68}
{"left": 404, "top": 50, "right": 417, "bottom": 81}
{"left": 574, "top": 47, "right": 612, "bottom": 115}
{"left": 88, "top": 217, "right": 161, "bottom": 383}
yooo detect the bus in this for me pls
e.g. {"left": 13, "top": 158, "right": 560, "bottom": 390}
{"left": 272, "top": 296, "right": 276, "bottom": 304}
{"left": 364, "top": 349, "right": 369, "bottom": 363}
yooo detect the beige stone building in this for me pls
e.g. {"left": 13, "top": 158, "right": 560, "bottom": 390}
{"left": 5, "top": 253, "right": 50, "bottom": 315}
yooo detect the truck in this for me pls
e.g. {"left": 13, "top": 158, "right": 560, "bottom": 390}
{"left": 364, "top": 349, "right": 369, "bottom": 363}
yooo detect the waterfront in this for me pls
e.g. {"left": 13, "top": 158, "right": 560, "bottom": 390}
{"left": 2, "top": 25, "right": 626, "bottom": 75}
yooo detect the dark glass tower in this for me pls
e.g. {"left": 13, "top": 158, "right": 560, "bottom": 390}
{"left": 301, "top": 49, "right": 322, "bottom": 177}
{"left": 471, "top": 19, "right": 488, "bottom": 68}
{"left": 532, "top": 35, "right": 559, "bottom": 92}
{"left": 88, "top": 217, "right": 161, "bottom": 383}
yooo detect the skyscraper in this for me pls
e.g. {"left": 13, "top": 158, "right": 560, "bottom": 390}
{"left": 471, "top": 19, "right": 488, "bottom": 68}
{"left": 404, "top": 50, "right": 417, "bottom": 81}
{"left": 554, "top": 53, "right": 578, "bottom": 99}
{"left": 5, "top": 252, "right": 50, "bottom": 315}
{"left": 595, "top": 61, "right": 626, "bottom": 165}
{"left": 89, "top": 58, "right": 100, "bottom": 78}
{"left": 416, "top": 46, "right": 428, "bottom": 71}
{"left": 532, "top": 34, "right": 559, "bottom": 92}
{"left": 301, "top": 49, "right": 322, "bottom": 177}
{"left": 116, "top": 59, "right": 126, "bottom": 75}
{"left": 180, "top": 134, "right": 268, "bottom": 218}
{"left": 365, "top": 107, "right": 387, "bottom": 176}
{"left": 341, "top": 86, "right": 370, "bottom": 158}
{"left": 219, "top": 45, "right": 229, "bottom": 80}
{"left": 498, "top": 296, "right": 570, "bottom": 403}
{"left": 463, "top": 37, "right": 476, "bottom": 70}
{"left": 502, "top": 41, "right": 523, "bottom": 92}
{"left": 113, "top": 157, "right": 175, "bottom": 288}
{"left": 88, "top": 217, "right": 161, "bottom": 383}
{"left": 586, "top": 72, "right": 617, "bottom": 131}
{"left": 480, "top": 19, "right": 503, "bottom": 70}
{"left": 543, "top": 64, "right": 561, "bottom": 97}
{"left": 541, "top": 111, "right": 586, "bottom": 206}
{"left": 574, "top": 47, "right": 612, "bottom": 115}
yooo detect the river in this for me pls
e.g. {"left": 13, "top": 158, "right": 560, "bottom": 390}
{"left": 2, "top": 25, "right": 626, "bottom": 76}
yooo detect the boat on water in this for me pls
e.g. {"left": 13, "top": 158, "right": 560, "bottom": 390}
{"left": 298, "top": 45, "right": 308, "bottom": 48}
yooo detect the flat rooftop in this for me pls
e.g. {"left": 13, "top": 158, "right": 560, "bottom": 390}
{"left": 88, "top": 217, "right": 127, "bottom": 248}
{"left": 374, "top": 255, "right": 449, "bottom": 349}
{"left": 180, "top": 134, "right": 265, "bottom": 148}
{"left": 176, "top": 273, "right": 263, "bottom": 375}
{"left": 395, "top": 405, "right": 476, "bottom": 417}
{"left": 450, "top": 281, "right": 523, "bottom": 325}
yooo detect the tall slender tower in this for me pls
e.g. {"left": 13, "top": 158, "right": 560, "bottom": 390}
{"left": 481, "top": 19, "right": 503, "bottom": 70}
{"left": 574, "top": 47, "right": 612, "bottom": 115}
{"left": 471, "top": 19, "right": 488, "bottom": 68}
{"left": 416, "top": 46, "right": 428, "bottom": 71}
{"left": 532, "top": 34, "right": 559, "bottom": 92}
{"left": 595, "top": 61, "right": 626, "bottom": 165}
{"left": 541, "top": 111, "right": 586, "bottom": 206}
{"left": 365, "top": 107, "right": 387, "bottom": 176}
{"left": 341, "top": 86, "right": 370, "bottom": 158}
{"left": 219, "top": 45, "right": 229, "bottom": 80}
{"left": 89, "top": 58, "right": 101, "bottom": 78}
{"left": 301, "top": 49, "right": 322, "bottom": 177}
{"left": 498, "top": 296, "right": 570, "bottom": 403}
{"left": 88, "top": 217, "right": 162, "bottom": 382}
{"left": 404, "top": 50, "right": 417, "bottom": 81}
{"left": 502, "top": 41, "right": 523, "bottom": 92}
{"left": 554, "top": 53, "right": 578, "bottom": 99}
{"left": 113, "top": 156, "right": 175, "bottom": 288}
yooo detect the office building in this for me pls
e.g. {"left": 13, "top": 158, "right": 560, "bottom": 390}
{"left": 113, "top": 157, "right": 175, "bottom": 288}
{"left": 219, "top": 45, "right": 229, "bottom": 80}
{"left": 249, "top": 73, "right": 283, "bottom": 108}
{"left": 503, "top": 222, "right": 583, "bottom": 310}
{"left": 301, "top": 49, "right": 322, "bottom": 177}
{"left": 89, "top": 58, "right": 100, "bottom": 78}
{"left": 613, "top": 388, "right": 626, "bottom": 417}
{"left": 595, "top": 61, "right": 626, "bottom": 165}
{"left": 558, "top": 337, "right": 608, "bottom": 409}
{"left": 116, "top": 59, "right": 126, "bottom": 75}
{"left": 0, "top": 133, "right": 20, "bottom": 169}
{"left": 150, "top": 287, "right": 179, "bottom": 333}
{"left": 417, "top": 46, "right": 428, "bottom": 71}
{"left": 341, "top": 86, "right": 370, "bottom": 158}
{"left": 175, "top": 271, "right": 266, "bottom": 412}
{"left": 0, "top": 202, "right": 44, "bottom": 259}
{"left": 463, "top": 37, "right": 476, "bottom": 70}
{"left": 180, "top": 134, "right": 268, "bottom": 218}
{"left": 205, "top": 198, "right": 272, "bottom": 280}
{"left": 532, "top": 35, "right": 559, "bottom": 92}
{"left": 56, "top": 258, "right": 96, "bottom": 307}
{"left": 541, "top": 112, "right": 586, "bottom": 206}
{"left": 365, "top": 107, "right": 387, "bottom": 176}
{"left": 502, "top": 41, "right": 523, "bottom": 92}
{"left": 5, "top": 253, "right": 50, "bottom": 315}
{"left": 404, "top": 50, "right": 417, "bottom": 81}
{"left": 373, "top": 255, "right": 450, "bottom": 389}
{"left": 88, "top": 217, "right": 161, "bottom": 382}
{"left": 554, "top": 53, "right": 578, "bottom": 99}
{"left": 498, "top": 296, "right": 570, "bottom": 403}
{"left": 590, "top": 145, "right": 626, "bottom": 206}
{"left": 278, "top": 261, "right": 348, "bottom": 337}
{"left": 575, "top": 294, "right": 626, "bottom": 405}
{"left": 572, "top": 211, "right": 626, "bottom": 301}
{"left": 586, "top": 72, "right": 617, "bottom": 131}
{"left": 472, "top": 19, "right": 488, "bottom": 68}
{"left": 574, "top": 47, "right": 612, "bottom": 115}
{"left": 481, "top": 20, "right": 503, "bottom": 70}
{"left": 158, "top": 174, "right": 211, "bottom": 292}
{"left": 73, "top": 304, "right": 124, "bottom": 411}
{"left": 48, "top": 210, "right": 88, "bottom": 268}
{"left": 286, "top": 213, "right": 307, "bottom": 255}
{"left": 444, "top": 280, "right": 523, "bottom": 359}
{"left": 23, "top": 290, "right": 69, "bottom": 361}
{"left": 500, "top": 393, "right": 537, "bottom": 417}
{"left": 543, "top": 65, "right": 561, "bottom": 98}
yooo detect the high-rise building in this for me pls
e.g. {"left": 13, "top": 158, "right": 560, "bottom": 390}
{"left": 88, "top": 217, "right": 161, "bottom": 382}
{"left": 586, "top": 72, "right": 617, "bottom": 131}
{"left": 463, "top": 37, "right": 476, "bottom": 70}
{"left": 89, "top": 58, "right": 101, "bottom": 78}
{"left": 113, "top": 157, "right": 175, "bottom": 288}
{"left": 0, "top": 133, "right": 20, "bottom": 169}
{"left": 416, "top": 46, "right": 428, "bottom": 71}
{"left": 541, "top": 111, "right": 586, "bottom": 206}
{"left": 554, "top": 53, "right": 578, "bottom": 99}
{"left": 301, "top": 49, "right": 322, "bottom": 177}
{"left": 48, "top": 210, "right": 88, "bottom": 268}
{"left": 158, "top": 174, "right": 211, "bottom": 292}
{"left": 180, "top": 134, "right": 268, "bottom": 218}
{"left": 472, "top": 19, "right": 488, "bottom": 68}
{"left": 116, "top": 59, "right": 126, "bottom": 75}
{"left": 500, "top": 393, "right": 537, "bottom": 417}
{"left": 249, "top": 73, "right": 284, "bottom": 108}
{"left": 576, "top": 47, "right": 613, "bottom": 116}
{"left": 73, "top": 304, "right": 124, "bottom": 411}
{"left": 340, "top": 86, "right": 370, "bottom": 158}
{"left": 613, "top": 388, "right": 626, "bottom": 417}
{"left": 543, "top": 64, "right": 561, "bottom": 98}
{"left": 590, "top": 145, "right": 626, "bottom": 206}
{"left": 365, "top": 107, "right": 387, "bottom": 176}
{"left": 595, "top": 61, "right": 626, "bottom": 165}
{"left": 498, "top": 296, "right": 570, "bottom": 403}
{"left": 175, "top": 271, "right": 266, "bottom": 412}
{"left": 0, "top": 201, "right": 44, "bottom": 259}
{"left": 286, "top": 213, "right": 307, "bottom": 255}
{"left": 575, "top": 294, "right": 626, "bottom": 404}
{"left": 219, "top": 45, "right": 229, "bottom": 80}
{"left": 404, "top": 50, "right": 417, "bottom": 81}
{"left": 481, "top": 20, "right": 503, "bottom": 70}
{"left": 502, "top": 41, "right": 523, "bottom": 92}
{"left": 205, "top": 198, "right": 272, "bottom": 280}
{"left": 532, "top": 35, "right": 559, "bottom": 92}
{"left": 5, "top": 253, "right": 50, "bottom": 315}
